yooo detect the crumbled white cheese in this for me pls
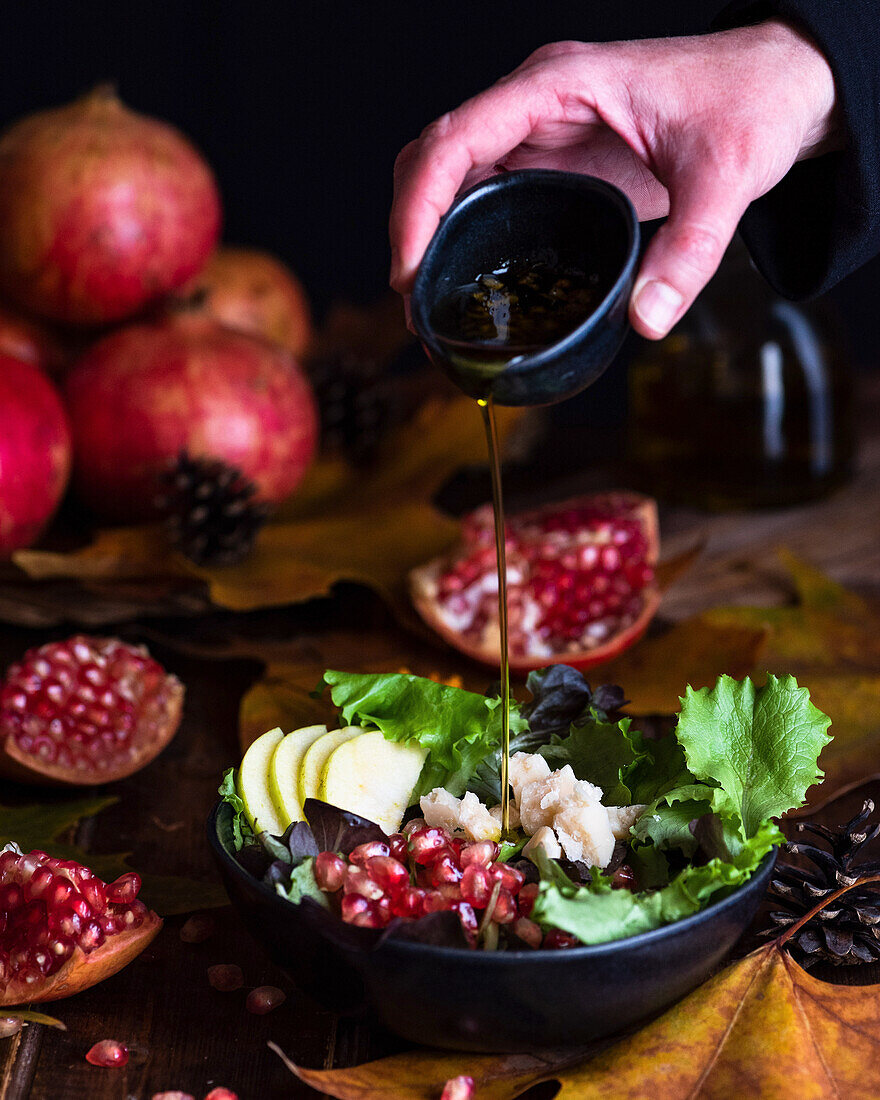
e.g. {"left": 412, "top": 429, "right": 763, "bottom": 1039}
{"left": 553, "top": 801, "right": 616, "bottom": 866}
{"left": 420, "top": 788, "right": 463, "bottom": 833}
{"left": 522, "top": 825, "right": 562, "bottom": 860}
{"left": 419, "top": 787, "right": 500, "bottom": 842}
{"left": 489, "top": 802, "right": 522, "bottom": 830}
{"left": 518, "top": 764, "right": 604, "bottom": 835}
{"left": 459, "top": 791, "right": 502, "bottom": 842}
{"left": 509, "top": 751, "right": 551, "bottom": 804}
{"left": 607, "top": 804, "right": 647, "bottom": 840}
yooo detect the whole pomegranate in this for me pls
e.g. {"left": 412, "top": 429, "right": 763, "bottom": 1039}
{"left": 0, "top": 845, "right": 161, "bottom": 1005}
{"left": 174, "top": 246, "right": 312, "bottom": 357}
{"left": 0, "top": 354, "right": 71, "bottom": 554}
{"left": 410, "top": 492, "right": 660, "bottom": 672}
{"left": 65, "top": 315, "right": 318, "bottom": 522}
{"left": 0, "top": 86, "right": 221, "bottom": 325}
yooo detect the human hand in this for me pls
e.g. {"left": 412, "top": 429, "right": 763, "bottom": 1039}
{"left": 390, "top": 21, "right": 839, "bottom": 339}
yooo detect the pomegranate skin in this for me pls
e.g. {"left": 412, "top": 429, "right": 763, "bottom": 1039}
{"left": 65, "top": 315, "right": 318, "bottom": 522}
{"left": 0, "top": 87, "right": 221, "bottom": 325}
{"left": 0, "top": 354, "right": 71, "bottom": 554}
{"left": 174, "top": 246, "right": 313, "bottom": 358}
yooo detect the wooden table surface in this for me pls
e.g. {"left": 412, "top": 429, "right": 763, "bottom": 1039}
{"left": 1, "top": 377, "right": 878, "bottom": 1100}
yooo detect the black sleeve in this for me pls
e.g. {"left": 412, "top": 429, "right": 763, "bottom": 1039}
{"left": 713, "top": 1, "right": 880, "bottom": 299}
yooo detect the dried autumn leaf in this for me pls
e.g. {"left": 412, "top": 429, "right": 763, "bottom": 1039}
{"left": 280, "top": 880, "right": 880, "bottom": 1100}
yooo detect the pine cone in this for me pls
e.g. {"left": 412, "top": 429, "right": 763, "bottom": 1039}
{"left": 308, "top": 351, "right": 390, "bottom": 461}
{"left": 156, "top": 452, "right": 269, "bottom": 566}
{"left": 764, "top": 800, "right": 880, "bottom": 967}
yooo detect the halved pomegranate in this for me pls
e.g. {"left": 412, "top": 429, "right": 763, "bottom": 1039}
{"left": 0, "top": 635, "right": 184, "bottom": 786}
{"left": 410, "top": 492, "right": 659, "bottom": 672}
{"left": 0, "top": 846, "right": 161, "bottom": 1006}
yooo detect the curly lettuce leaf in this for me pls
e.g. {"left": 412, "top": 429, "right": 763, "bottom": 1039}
{"left": 218, "top": 767, "right": 254, "bottom": 851}
{"left": 274, "top": 857, "right": 329, "bottom": 909}
{"left": 677, "top": 674, "right": 832, "bottom": 838}
{"left": 323, "top": 671, "right": 526, "bottom": 798}
{"left": 532, "top": 819, "right": 781, "bottom": 945}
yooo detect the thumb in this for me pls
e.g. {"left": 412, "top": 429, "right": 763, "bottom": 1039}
{"left": 629, "top": 174, "right": 751, "bottom": 339}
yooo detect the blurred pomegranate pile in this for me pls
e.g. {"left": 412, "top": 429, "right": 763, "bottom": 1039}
{"left": 0, "top": 87, "right": 321, "bottom": 563}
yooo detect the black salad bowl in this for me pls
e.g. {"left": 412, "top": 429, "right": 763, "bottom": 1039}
{"left": 208, "top": 801, "right": 775, "bottom": 1053}
{"left": 409, "top": 169, "right": 640, "bottom": 407}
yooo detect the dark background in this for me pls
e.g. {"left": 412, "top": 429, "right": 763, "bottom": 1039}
{"left": 2, "top": 1, "right": 876, "bottom": 395}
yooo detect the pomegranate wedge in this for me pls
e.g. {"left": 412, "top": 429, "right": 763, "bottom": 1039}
{"left": 410, "top": 491, "right": 660, "bottom": 672}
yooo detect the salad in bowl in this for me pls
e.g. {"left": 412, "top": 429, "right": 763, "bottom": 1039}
{"left": 217, "top": 665, "right": 831, "bottom": 954}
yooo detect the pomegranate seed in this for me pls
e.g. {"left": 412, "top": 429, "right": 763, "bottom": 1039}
{"left": 365, "top": 856, "right": 408, "bottom": 893}
{"left": 207, "top": 964, "right": 244, "bottom": 991}
{"left": 490, "top": 888, "right": 517, "bottom": 925}
{"left": 0, "top": 1018, "right": 22, "bottom": 1038}
{"left": 408, "top": 827, "right": 448, "bottom": 865}
{"left": 342, "top": 866, "right": 384, "bottom": 901}
{"left": 390, "top": 886, "right": 426, "bottom": 919}
{"left": 423, "top": 890, "right": 453, "bottom": 914}
{"left": 388, "top": 834, "right": 408, "bottom": 862}
{"left": 401, "top": 818, "right": 426, "bottom": 838}
{"left": 441, "top": 1076, "right": 475, "bottom": 1100}
{"left": 611, "top": 864, "right": 636, "bottom": 891}
{"left": 460, "top": 864, "right": 493, "bottom": 908}
{"left": 179, "top": 914, "right": 214, "bottom": 943}
{"left": 512, "top": 917, "right": 543, "bottom": 948}
{"left": 313, "top": 852, "right": 347, "bottom": 892}
{"left": 204, "top": 1091, "right": 239, "bottom": 1100}
{"left": 246, "top": 985, "right": 286, "bottom": 1014}
{"left": 460, "top": 841, "right": 498, "bottom": 868}
{"left": 349, "top": 901, "right": 387, "bottom": 929}
{"left": 105, "top": 872, "right": 141, "bottom": 904}
{"left": 490, "top": 863, "right": 525, "bottom": 894}
{"left": 452, "top": 901, "right": 479, "bottom": 936}
{"left": 152, "top": 1093, "right": 195, "bottom": 1100}
{"left": 543, "top": 929, "right": 581, "bottom": 950}
{"left": 340, "top": 894, "right": 370, "bottom": 922}
{"left": 349, "top": 841, "right": 390, "bottom": 865}
{"left": 86, "top": 1039, "right": 129, "bottom": 1067}
{"left": 429, "top": 855, "right": 463, "bottom": 887}
{"left": 518, "top": 882, "right": 539, "bottom": 917}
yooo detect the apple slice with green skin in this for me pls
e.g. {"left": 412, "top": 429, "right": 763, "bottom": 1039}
{"left": 298, "top": 726, "right": 366, "bottom": 806}
{"left": 320, "top": 730, "right": 428, "bottom": 833}
{"left": 237, "top": 726, "right": 287, "bottom": 835}
{"left": 269, "top": 724, "right": 328, "bottom": 827}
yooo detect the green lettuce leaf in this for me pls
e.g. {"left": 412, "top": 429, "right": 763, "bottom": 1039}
{"left": 323, "top": 670, "right": 527, "bottom": 798}
{"left": 676, "top": 674, "right": 832, "bottom": 838}
{"left": 532, "top": 819, "right": 781, "bottom": 945}
{"left": 218, "top": 768, "right": 254, "bottom": 851}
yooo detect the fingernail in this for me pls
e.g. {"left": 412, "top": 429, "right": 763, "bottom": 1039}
{"left": 632, "top": 280, "right": 683, "bottom": 336}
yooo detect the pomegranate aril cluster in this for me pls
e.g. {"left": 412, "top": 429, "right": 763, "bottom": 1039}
{"left": 312, "top": 825, "right": 571, "bottom": 949}
{"left": 436, "top": 497, "right": 654, "bottom": 656}
{"left": 0, "top": 847, "right": 148, "bottom": 991}
{"left": 0, "top": 635, "right": 180, "bottom": 773}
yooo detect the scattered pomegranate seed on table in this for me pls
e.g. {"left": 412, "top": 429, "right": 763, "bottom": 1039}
{"left": 245, "top": 985, "right": 286, "bottom": 1014}
{"left": 180, "top": 913, "right": 215, "bottom": 943}
{"left": 204, "top": 1090, "right": 239, "bottom": 1100}
{"left": 85, "top": 1039, "right": 129, "bottom": 1067}
{"left": 441, "top": 1075, "right": 475, "bottom": 1100}
{"left": 151, "top": 1093, "right": 195, "bottom": 1100}
{"left": 0, "top": 1017, "right": 22, "bottom": 1038}
{"left": 207, "top": 964, "right": 244, "bottom": 992}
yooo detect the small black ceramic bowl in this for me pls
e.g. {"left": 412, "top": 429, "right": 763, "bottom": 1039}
{"left": 208, "top": 801, "right": 775, "bottom": 1053}
{"left": 410, "top": 169, "right": 640, "bottom": 407}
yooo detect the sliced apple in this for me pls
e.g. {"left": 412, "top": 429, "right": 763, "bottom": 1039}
{"left": 269, "top": 724, "right": 328, "bottom": 827}
{"left": 237, "top": 726, "right": 286, "bottom": 835}
{"left": 320, "top": 731, "right": 428, "bottom": 833}
{"left": 298, "top": 726, "right": 366, "bottom": 806}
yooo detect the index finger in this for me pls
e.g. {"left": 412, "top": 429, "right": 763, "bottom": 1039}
{"left": 389, "top": 79, "right": 552, "bottom": 293}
